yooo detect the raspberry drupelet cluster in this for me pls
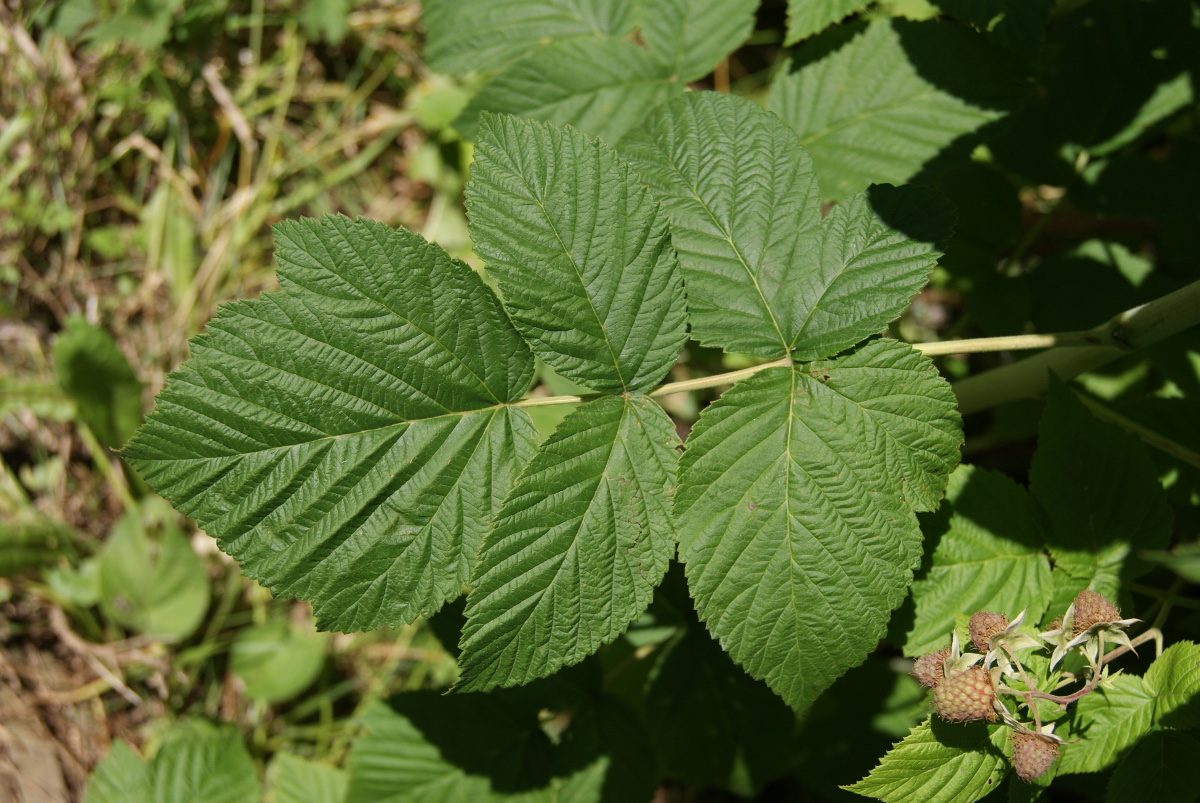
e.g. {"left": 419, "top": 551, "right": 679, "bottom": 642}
{"left": 911, "top": 590, "right": 1144, "bottom": 783}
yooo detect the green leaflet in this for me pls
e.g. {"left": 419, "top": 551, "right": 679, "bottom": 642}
{"left": 785, "top": 0, "right": 869, "bottom": 45}
{"left": 845, "top": 720, "right": 1008, "bottom": 803}
{"left": 1030, "top": 379, "right": 1172, "bottom": 598}
{"left": 442, "top": 0, "right": 756, "bottom": 142}
{"left": 675, "top": 339, "right": 962, "bottom": 712}
{"left": 621, "top": 92, "right": 821, "bottom": 357}
{"left": 124, "top": 217, "right": 538, "bottom": 631}
{"left": 459, "top": 395, "right": 678, "bottom": 692}
{"left": 905, "top": 465, "right": 1052, "bottom": 657}
{"left": 422, "top": 0, "right": 638, "bottom": 75}
{"left": 1056, "top": 675, "right": 1155, "bottom": 775}
{"left": 769, "top": 19, "right": 1026, "bottom": 200}
{"left": 467, "top": 114, "right": 688, "bottom": 394}
{"left": 622, "top": 92, "right": 954, "bottom": 359}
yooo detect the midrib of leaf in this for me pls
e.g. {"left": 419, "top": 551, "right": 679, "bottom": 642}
{"left": 313, "top": 228, "right": 503, "bottom": 405}
{"left": 797, "top": 89, "right": 945, "bottom": 146}
{"left": 524, "top": 174, "right": 630, "bottom": 392}
{"left": 473, "top": 398, "right": 628, "bottom": 638}
{"left": 667, "top": 162, "right": 791, "bottom": 355}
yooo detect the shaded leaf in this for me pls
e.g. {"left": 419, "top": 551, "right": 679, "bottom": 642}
{"left": 1030, "top": 379, "right": 1172, "bottom": 598}
{"left": 345, "top": 696, "right": 606, "bottom": 803}
{"left": 906, "top": 465, "right": 1052, "bottom": 657}
{"left": 645, "top": 626, "right": 796, "bottom": 795}
{"left": 769, "top": 19, "right": 1025, "bottom": 199}
{"left": 1105, "top": 730, "right": 1200, "bottom": 803}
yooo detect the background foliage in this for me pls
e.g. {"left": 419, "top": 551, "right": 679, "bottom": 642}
{"left": 2, "top": 0, "right": 1198, "bottom": 801}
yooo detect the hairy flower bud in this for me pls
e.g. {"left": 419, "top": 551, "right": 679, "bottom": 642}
{"left": 1011, "top": 732, "right": 1059, "bottom": 782}
{"left": 1072, "top": 590, "right": 1122, "bottom": 636}
{"left": 969, "top": 611, "right": 1009, "bottom": 653}
{"left": 912, "top": 646, "right": 951, "bottom": 688}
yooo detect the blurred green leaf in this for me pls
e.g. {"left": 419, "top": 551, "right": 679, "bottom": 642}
{"left": 785, "top": 0, "right": 869, "bottom": 45}
{"left": 83, "top": 740, "right": 150, "bottom": 803}
{"left": 150, "top": 721, "right": 259, "bottom": 803}
{"left": 268, "top": 753, "right": 348, "bottom": 803}
{"left": 299, "top": 0, "right": 351, "bottom": 45}
{"left": 98, "top": 500, "right": 210, "bottom": 640}
{"left": 230, "top": 620, "right": 328, "bottom": 704}
{"left": 54, "top": 316, "right": 143, "bottom": 449}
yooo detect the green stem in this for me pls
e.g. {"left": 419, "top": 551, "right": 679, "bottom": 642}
{"left": 952, "top": 278, "right": 1200, "bottom": 416}
{"left": 513, "top": 326, "right": 1119, "bottom": 409}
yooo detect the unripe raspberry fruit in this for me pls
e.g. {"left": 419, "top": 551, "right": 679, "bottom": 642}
{"left": 912, "top": 646, "right": 951, "bottom": 688}
{"left": 969, "top": 611, "right": 1008, "bottom": 652}
{"left": 1072, "top": 590, "right": 1122, "bottom": 636}
{"left": 933, "top": 666, "right": 997, "bottom": 723}
{"left": 1010, "top": 732, "right": 1059, "bottom": 782}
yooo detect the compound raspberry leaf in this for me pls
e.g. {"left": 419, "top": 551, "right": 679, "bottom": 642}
{"left": 468, "top": 113, "right": 687, "bottom": 394}
{"left": 675, "top": 339, "right": 961, "bottom": 712}
{"left": 124, "top": 217, "right": 538, "bottom": 631}
{"left": 622, "top": 92, "right": 954, "bottom": 360}
{"left": 458, "top": 395, "right": 678, "bottom": 691}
